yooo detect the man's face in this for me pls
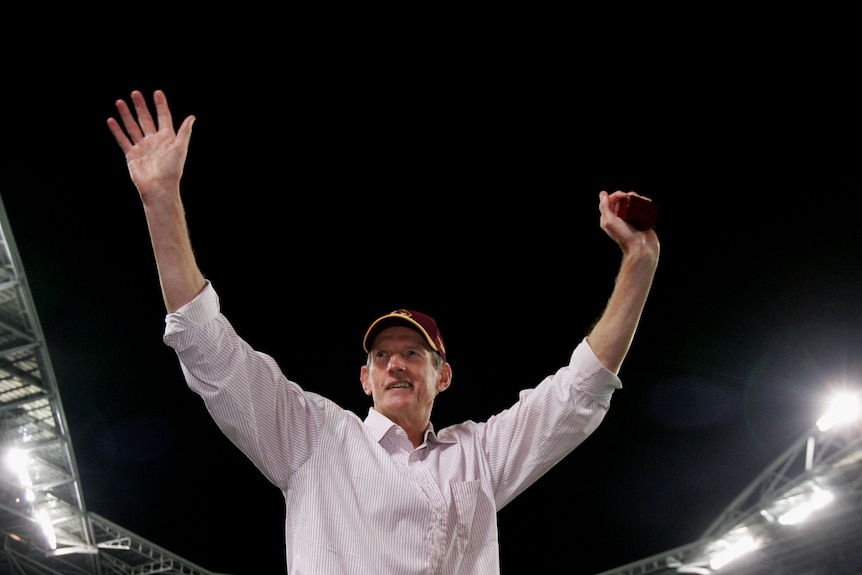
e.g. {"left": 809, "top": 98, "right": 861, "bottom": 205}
{"left": 360, "top": 325, "right": 451, "bottom": 426}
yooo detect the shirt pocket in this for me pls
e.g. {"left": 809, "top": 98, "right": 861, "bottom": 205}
{"left": 452, "top": 479, "right": 481, "bottom": 555}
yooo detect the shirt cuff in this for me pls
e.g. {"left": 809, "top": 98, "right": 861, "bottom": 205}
{"left": 164, "top": 280, "right": 220, "bottom": 336}
{"left": 573, "top": 336, "right": 622, "bottom": 398}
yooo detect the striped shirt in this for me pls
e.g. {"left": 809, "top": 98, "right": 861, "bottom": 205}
{"left": 164, "top": 282, "right": 622, "bottom": 574}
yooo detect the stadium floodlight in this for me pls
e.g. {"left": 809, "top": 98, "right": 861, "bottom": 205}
{"left": 816, "top": 391, "right": 860, "bottom": 431}
{"left": 36, "top": 508, "right": 57, "bottom": 549}
{"left": 5, "top": 447, "right": 32, "bottom": 487}
{"left": 675, "top": 565, "right": 711, "bottom": 574}
{"left": 777, "top": 488, "right": 833, "bottom": 525}
{"left": 708, "top": 536, "right": 759, "bottom": 570}
{"left": 765, "top": 480, "right": 835, "bottom": 526}
{"left": 704, "top": 526, "right": 761, "bottom": 570}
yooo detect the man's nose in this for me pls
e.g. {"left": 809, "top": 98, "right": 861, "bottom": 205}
{"left": 387, "top": 354, "right": 406, "bottom": 370}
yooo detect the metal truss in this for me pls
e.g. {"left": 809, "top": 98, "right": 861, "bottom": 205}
{"left": 595, "top": 409, "right": 862, "bottom": 574}
{"left": 0, "top": 193, "right": 232, "bottom": 575}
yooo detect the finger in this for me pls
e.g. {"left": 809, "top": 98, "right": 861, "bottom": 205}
{"left": 106, "top": 117, "right": 133, "bottom": 154}
{"left": 113, "top": 97, "right": 144, "bottom": 144}
{"left": 152, "top": 90, "right": 175, "bottom": 134}
{"left": 606, "top": 190, "right": 629, "bottom": 215}
{"left": 131, "top": 90, "right": 157, "bottom": 135}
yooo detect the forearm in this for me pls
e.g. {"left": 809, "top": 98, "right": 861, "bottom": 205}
{"left": 143, "top": 192, "right": 207, "bottom": 313}
{"left": 586, "top": 241, "right": 658, "bottom": 374}
{"left": 108, "top": 90, "right": 204, "bottom": 312}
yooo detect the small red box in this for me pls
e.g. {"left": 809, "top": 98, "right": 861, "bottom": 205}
{"left": 618, "top": 195, "right": 660, "bottom": 230}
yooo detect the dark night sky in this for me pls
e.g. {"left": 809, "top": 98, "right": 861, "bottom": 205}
{"left": 1, "top": 20, "right": 860, "bottom": 574}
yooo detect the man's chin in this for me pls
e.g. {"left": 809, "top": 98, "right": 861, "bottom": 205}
{"left": 381, "top": 395, "right": 415, "bottom": 413}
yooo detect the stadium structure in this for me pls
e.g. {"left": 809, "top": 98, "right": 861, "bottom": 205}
{"left": 0, "top": 193, "right": 233, "bottom": 574}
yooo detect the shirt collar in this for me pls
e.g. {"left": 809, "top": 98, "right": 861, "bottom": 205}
{"left": 364, "top": 407, "right": 453, "bottom": 446}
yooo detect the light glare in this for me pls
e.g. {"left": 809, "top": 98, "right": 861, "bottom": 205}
{"left": 709, "top": 535, "right": 760, "bottom": 570}
{"left": 817, "top": 392, "right": 860, "bottom": 431}
{"left": 778, "top": 489, "right": 834, "bottom": 525}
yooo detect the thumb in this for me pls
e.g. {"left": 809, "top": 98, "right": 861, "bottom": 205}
{"left": 176, "top": 115, "right": 196, "bottom": 145}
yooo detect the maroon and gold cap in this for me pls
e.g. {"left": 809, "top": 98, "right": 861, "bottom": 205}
{"left": 363, "top": 309, "right": 447, "bottom": 362}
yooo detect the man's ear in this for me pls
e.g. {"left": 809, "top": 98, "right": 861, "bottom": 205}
{"left": 436, "top": 363, "right": 453, "bottom": 393}
{"left": 360, "top": 365, "right": 372, "bottom": 396}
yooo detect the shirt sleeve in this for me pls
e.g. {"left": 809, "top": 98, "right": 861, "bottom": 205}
{"left": 163, "top": 281, "right": 325, "bottom": 487}
{"left": 482, "top": 337, "right": 622, "bottom": 509}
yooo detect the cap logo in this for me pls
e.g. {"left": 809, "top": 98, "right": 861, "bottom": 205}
{"left": 436, "top": 336, "right": 446, "bottom": 356}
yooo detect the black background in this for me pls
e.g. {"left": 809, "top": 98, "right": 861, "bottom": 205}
{"left": 1, "top": 13, "right": 860, "bottom": 574}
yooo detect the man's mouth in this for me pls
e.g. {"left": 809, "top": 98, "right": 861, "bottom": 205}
{"left": 386, "top": 382, "right": 412, "bottom": 390}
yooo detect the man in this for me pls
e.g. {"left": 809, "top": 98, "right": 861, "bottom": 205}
{"left": 107, "top": 89, "right": 660, "bottom": 574}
